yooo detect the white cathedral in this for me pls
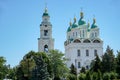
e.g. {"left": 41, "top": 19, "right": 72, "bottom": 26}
{"left": 38, "top": 8, "right": 103, "bottom": 73}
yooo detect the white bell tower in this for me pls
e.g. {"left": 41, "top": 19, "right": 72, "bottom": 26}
{"left": 38, "top": 7, "right": 54, "bottom": 52}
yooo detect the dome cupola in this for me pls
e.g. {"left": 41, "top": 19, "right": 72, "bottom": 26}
{"left": 72, "top": 16, "right": 78, "bottom": 28}
{"left": 78, "top": 11, "right": 86, "bottom": 25}
{"left": 91, "top": 18, "right": 98, "bottom": 29}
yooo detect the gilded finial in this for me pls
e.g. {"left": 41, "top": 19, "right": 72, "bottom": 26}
{"left": 88, "top": 20, "right": 90, "bottom": 27}
{"left": 69, "top": 19, "right": 72, "bottom": 26}
{"left": 74, "top": 16, "right": 76, "bottom": 23}
{"left": 45, "top": 7, "right": 48, "bottom": 13}
{"left": 93, "top": 18, "right": 96, "bottom": 24}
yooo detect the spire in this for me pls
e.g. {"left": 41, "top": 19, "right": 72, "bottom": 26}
{"left": 80, "top": 8, "right": 84, "bottom": 19}
{"left": 93, "top": 18, "right": 96, "bottom": 24}
{"left": 80, "top": 11, "right": 84, "bottom": 19}
{"left": 44, "top": 7, "right": 48, "bottom": 13}
{"left": 87, "top": 20, "right": 90, "bottom": 28}
{"left": 74, "top": 16, "right": 76, "bottom": 23}
{"left": 69, "top": 19, "right": 72, "bottom": 26}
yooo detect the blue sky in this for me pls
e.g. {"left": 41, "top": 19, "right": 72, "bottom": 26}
{"left": 0, "top": 0, "right": 120, "bottom": 67}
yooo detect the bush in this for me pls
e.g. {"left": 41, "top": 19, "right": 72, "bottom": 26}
{"left": 78, "top": 73, "right": 86, "bottom": 80}
{"left": 109, "top": 72, "right": 118, "bottom": 80}
{"left": 103, "top": 73, "right": 110, "bottom": 80}
{"left": 66, "top": 73, "right": 77, "bottom": 80}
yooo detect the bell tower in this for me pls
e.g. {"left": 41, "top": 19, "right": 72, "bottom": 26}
{"left": 38, "top": 7, "right": 54, "bottom": 52}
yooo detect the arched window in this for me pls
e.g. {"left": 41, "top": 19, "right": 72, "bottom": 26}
{"left": 94, "top": 49, "right": 97, "bottom": 56}
{"left": 86, "top": 50, "right": 89, "bottom": 56}
{"left": 44, "top": 30, "right": 48, "bottom": 36}
{"left": 83, "top": 30, "right": 84, "bottom": 38}
{"left": 78, "top": 62, "right": 81, "bottom": 68}
{"left": 44, "top": 45, "right": 48, "bottom": 52}
{"left": 93, "top": 40, "right": 100, "bottom": 43}
{"left": 74, "top": 39, "right": 81, "bottom": 43}
{"left": 77, "top": 50, "right": 80, "bottom": 56}
{"left": 83, "top": 39, "right": 91, "bottom": 43}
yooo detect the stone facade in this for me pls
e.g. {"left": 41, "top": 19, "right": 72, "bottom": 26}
{"left": 38, "top": 8, "right": 54, "bottom": 52}
{"left": 64, "top": 11, "right": 103, "bottom": 73}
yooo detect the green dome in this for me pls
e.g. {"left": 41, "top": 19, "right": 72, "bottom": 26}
{"left": 42, "top": 13, "right": 49, "bottom": 16}
{"left": 91, "top": 18, "right": 98, "bottom": 29}
{"left": 91, "top": 23, "right": 98, "bottom": 29}
{"left": 78, "top": 19, "right": 86, "bottom": 25}
{"left": 42, "top": 7, "right": 49, "bottom": 17}
{"left": 67, "top": 26, "right": 71, "bottom": 32}
{"left": 72, "top": 22, "right": 78, "bottom": 28}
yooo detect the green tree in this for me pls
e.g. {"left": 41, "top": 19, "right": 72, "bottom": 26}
{"left": 85, "top": 71, "right": 91, "bottom": 80}
{"left": 32, "top": 56, "right": 49, "bottom": 80}
{"left": 0, "top": 56, "right": 9, "bottom": 80}
{"left": 80, "top": 67, "right": 86, "bottom": 73}
{"left": 48, "top": 50, "right": 68, "bottom": 79}
{"left": 90, "top": 54, "right": 101, "bottom": 72}
{"left": 101, "top": 46, "right": 116, "bottom": 73}
{"left": 116, "top": 50, "right": 120, "bottom": 78}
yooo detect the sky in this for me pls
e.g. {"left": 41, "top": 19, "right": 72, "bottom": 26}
{"left": 0, "top": 0, "right": 120, "bottom": 67}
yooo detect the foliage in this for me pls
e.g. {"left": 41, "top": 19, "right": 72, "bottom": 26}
{"left": 90, "top": 54, "right": 101, "bottom": 72}
{"left": 78, "top": 73, "right": 86, "bottom": 80}
{"left": 116, "top": 51, "right": 120, "bottom": 78}
{"left": 70, "top": 63, "right": 77, "bottom": 75}
{"left": 101, "top": 46, "right": 116, "bottom": 73}
{"left": 85, "top": 71, "right": 91, "bottom": 80}
{"left": 48, "top": 50, "right": 69, "bottom": 78}
{"left": 103, "top": 73, "right": 110, "bottom": 80}
{"left": 80, "top": 67, "right": 86, "bottom": 73}
{"left": 66, "top": 73, "right": 77, "bottom": 80}
{"left": 32, "top": 55, "right": 49, "bottom": 80}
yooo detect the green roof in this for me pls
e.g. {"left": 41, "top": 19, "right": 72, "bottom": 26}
{"left": 72, "top": 22, "right": 78, "bottom": 28}
{"left": 42, "top": 12, "right": 49, "bottom": 16}
{"left": 67, "top": 26, "right": 71, "bottom": 32}
{"left": 78, "top": 18, "right": 86, "bottom": 25}
{"left": 91, "top": 23, "right": 98, "bottom": 29}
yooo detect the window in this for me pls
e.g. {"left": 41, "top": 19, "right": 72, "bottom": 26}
{"left": 83, "top": 30, "right": 84, "bottom": 38}
{"left": 86, "top": 65, "right": 89, "bottom": 69}
{"left": 44, "top": 30, "right": 48, "bottom": 36}
{"left": 86, "top": 50, "right": 89, "bottom": 56}
{"left": 95, "top": 32, "right": 97, "bottom": 37}
{"left": 76, "top": 32, "right": 77, "bottom": 36}
{"left": 77, "top": 50, "right": 80, "bottom": 56}
{"left": 73, "top": 32, "right": 74, "bottom": 36}
{"left": 80, "top": 31, "right": 81, "bottom": 37}
{"left": 94, "top": 50, "right": 97, "bottom": 56}
{"left": 78, "top": 62, "right": 81, "bottom": 68}
{"left": 44, "top": 45, "right": 48, "bottom": 52}
{"left": 45, "top": 25, "right": 47, "bottom": 27}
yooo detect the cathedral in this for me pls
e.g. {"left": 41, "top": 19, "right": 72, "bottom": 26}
{"left": 38, "top": 7, "right": 103, "bottom": 73}
{"left": 64, "top": 11, "right": 103, "bottom": 72}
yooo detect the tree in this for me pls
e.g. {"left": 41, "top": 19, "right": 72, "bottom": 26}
{"left": 85, "top": 71, "right": 91, "bottom": 80}
{"left": 101, "top": 46, "right": 116, "bottom": 73}
{"left": 90, "top": 54, "right": 101, "bottom": 72}
{"left": 69, "top": 63, "right": 77, "bottom": 80}
{"left": 48, "top": 50, "right": 68, "bottom": 79}
{"left": 0, "top": 56, "right": 9, "bottom": 80}
{"left": 80, "top": 67, "right": 86, "bottom": 73}
{"left": 116, "top": 50, "right": 120, "bottom": 78}
{"left": 32, "top": 56, "right": 49, "bottom": 80}
{"left": 70, "top": 63, "right": 77, "bottom": 75}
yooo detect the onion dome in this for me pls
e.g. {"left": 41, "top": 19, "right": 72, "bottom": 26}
{"left": 72, "top": 16, "right": 78, "bottom": 28}
{"left": 91, "top": 18, "right": 98, "bottom": 29}
{"left": 67, "top": 21, "right": 72, "bottom": 32}
{"left": 42, "top": 7, "right": 49, "bottom": 16}
{"left": 78, "top": 11, "right": 86, "bottom": 25}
